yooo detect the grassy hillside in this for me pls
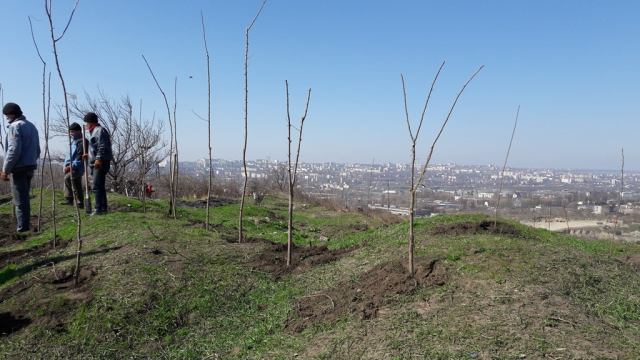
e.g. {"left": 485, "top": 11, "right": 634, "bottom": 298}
{"left": 1, "top": 190, "right": 639, "bottom": 359}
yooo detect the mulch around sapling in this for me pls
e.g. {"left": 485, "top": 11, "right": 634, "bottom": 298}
{"left": 285, "top": 256, "right": 445, "bottom": 333}
{"left": 244, "top": 238, "right": 362, "bottom": 280}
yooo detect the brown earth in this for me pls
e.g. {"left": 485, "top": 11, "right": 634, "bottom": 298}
{"left": 285, "top": 256, "right": 445, "bottom": 333}
{"left": 430, "top": 219, "right": 524, "bottom": 238}
{"left": 176, "top": 197, "right": 238, "bottom": 209}
{"left": 244, "top": 238, "right": 362, "bottom": 280}
{"left": 0, "top": 210, "right": 123, "bottom": 337}
{"left": 240, "top": 237, "right": 449, "bottom": 333}
{"left": 0, "top": 264, "right": 96, "bottom": 336}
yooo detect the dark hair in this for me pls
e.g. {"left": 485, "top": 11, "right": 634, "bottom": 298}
{"left": 69, "top": 122, "right": 82, "bottom": 131}
{"left": 2, "top": 102, "right": 23, "bottom": 117}
{"left": 83, "top": 112, "right": 99, "bottom": 123}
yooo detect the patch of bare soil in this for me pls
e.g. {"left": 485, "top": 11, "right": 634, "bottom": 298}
{"left": 0, "top": 214, "right": 16, "bottom": 240}
{"left": 0, "top": 214, "right": 43, "bottom": 244}
{"left": 176, "top": 197, "right": 238, "bottom": 209}
{"left": 0, "top": 267, "right": 96, "bottom": 336}
{"left": 431, "top": 219, "right": 523, "bottom": 237}
{"left": 0, "top": 238, "right": 73, "bottom": 270}
{"left": 618, "top": 253, "right": 640, "bottom": 271}
{"left": 244, "top": 240, "right": 362, "bottom": 280}
{"left": 286, "top": 256, "right": 445, "bottom": 333}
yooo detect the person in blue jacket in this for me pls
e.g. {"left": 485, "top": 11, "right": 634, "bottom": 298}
{"left": 60, "top": 122, "right": 85, "bottom": 208}
{"left": 2, "top": 103, "right": 41, "bottom": 233}
{"left": 82, "top": 112, "right": 112, "bottom": 215}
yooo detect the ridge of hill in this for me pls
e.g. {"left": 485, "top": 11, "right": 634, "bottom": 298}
{"left": 1, "top": 190, "right": 639, "bottom": 359}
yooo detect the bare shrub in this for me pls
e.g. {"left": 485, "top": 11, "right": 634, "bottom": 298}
{"left": 53, "top": 91, "right": 167, "bottom": 194}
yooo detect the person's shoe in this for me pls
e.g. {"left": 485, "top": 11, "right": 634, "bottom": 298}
{"left": 59, "top": 199, "right": 73, "bottom": 205}
{"left": 90, "top": 210, "right": 105, "bottom": 216}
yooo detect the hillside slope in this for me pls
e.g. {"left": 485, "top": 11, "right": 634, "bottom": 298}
{"left": 1, "top": 191, "right": 639, "bottom": 359}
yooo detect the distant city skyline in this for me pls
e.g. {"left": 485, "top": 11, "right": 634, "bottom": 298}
{"left": 183, "top": 157, "right": 636, "bottom": 174}
{"left": 2, "top": 1, "right": 640, "bottom": 170}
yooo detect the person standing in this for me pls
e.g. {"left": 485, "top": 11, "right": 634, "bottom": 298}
{"left": 60, "top": 122, "right": 85, "bottom": 208}
{"left": 82, "top": 112, "right": 112, "bottom": 215}
{"left": 2, "top": 103, "right": 41, "bottom": 233}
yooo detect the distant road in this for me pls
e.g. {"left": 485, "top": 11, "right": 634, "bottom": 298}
{"left": 520, "top": 220, "right": 606, "bottom": 232}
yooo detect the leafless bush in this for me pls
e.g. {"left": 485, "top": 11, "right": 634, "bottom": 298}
{"left": 53, "top": 90, "right": 167, "bottom": 194}
{"left": 174, "top": 174, "right": 209, "bottom": 199}
{"left": 150, "top": 173, "right": 241, "bottom": 201}
{"left": 267, "top": 163, "right": 288, "bottom": 192}
{"left": 294, "top": 188, "right": 341, "bottom": 212}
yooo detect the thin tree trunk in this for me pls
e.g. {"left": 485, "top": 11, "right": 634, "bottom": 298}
{"left": 201, "top": 11, "right": 212, "bottom": 231}
{"left": 402, "top": 63, "right": 483, "bottom": 276}
{"left": 239, "top": 0, "right": 266, "bottom": 243}
{"left": 286, "top": 81, "right": 292, "bottom": 265}
{"left": 29, "top": 16, "right": 49, "bottom": 233}
{"left": 172, "top": 78, "right": 179, "bottom": 219}
{"left": 613, "top": 149, "right": 624, "bottom": 246}
{"left": 47, "top": 147, "right": 57, "bottom": 241}
{"left": 494, "top": 106, "right": 520, "bottom": 227}
{"left": 286, "top": 81, "right": 311, "bottom": 266}
{"left": 142, "top": 55, "right": 174, "bottom": 217}
{"left": 139, "top": 100, "right": 146, "bottom": 213}
{"left": 46, "top": 0, "right": 82, "bottom": 283}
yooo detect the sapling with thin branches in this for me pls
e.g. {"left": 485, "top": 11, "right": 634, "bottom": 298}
{"left": 143, "top": 55, "right": 176, "bottom": 217}
{"left": 285, "top": 81, "right": 311, "bottom": 266}
{"left": 45, "top": 0, "right": 82, "bottom": 283}
{"left": 494, "top": 106, "right": 520, "bottom": 227}
{"left": 613, "top": 148, "right": 624, "bottom": 245}
{"left": 239, "top": 0, "right": 267, "bottom": 243}
{"left": 29, "top": 16, "right": 55, "bottom": 235}
{"left": 201, "top": 11, "right": 213, "bottom": 230}
{"left": 402, "top": 63, "right": 483, "bottom": 276}
{"left": 138, "top": 100, "right": 146, "bottom": 212}
{"left": 172, "top": 77, "right": 179, "bottom": 217}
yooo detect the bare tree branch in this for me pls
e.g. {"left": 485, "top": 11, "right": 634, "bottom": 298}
{"left": 239, "top": 0, "right": 267, "bottom": 243}
{"left": 404, "top": 64, "right": 484, "bottom": 276}
{"left": 51, "top": 0, "right": 80, "bottom": 42}
{"left": 495, "top": 105, "right": 520, "bottom": 226}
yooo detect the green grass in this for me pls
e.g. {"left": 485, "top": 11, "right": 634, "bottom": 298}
{"left": 1, "top": 190, "right": 640, "bottom": 359}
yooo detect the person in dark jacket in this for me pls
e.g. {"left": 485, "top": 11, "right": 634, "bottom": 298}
{"left": 2, "top": 102, "right": 41, "bottom": 232}
{"left": 60, "top": 122, "right": 85, "bottom": 208}
{"left": 82, "top": 112, "right": 112, "bottom": 215}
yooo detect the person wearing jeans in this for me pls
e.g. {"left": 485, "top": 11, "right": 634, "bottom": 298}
{"left": 60, "top": 122, "right": 85, "bottom": 208}
{"left": 82, "top": 112, "right": 112, "bottom": 215}
{"left": 2, "top": 102, "right": 41, "bottom": 232}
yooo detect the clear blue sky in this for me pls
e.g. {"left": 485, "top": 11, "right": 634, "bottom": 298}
{"left": 2, "top": 1, "right": 639, "bottom": 171}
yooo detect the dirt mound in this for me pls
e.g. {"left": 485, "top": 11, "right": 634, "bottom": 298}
{"left": 176, "top": 197, "right": 238, "bottom": 209}
{"left": 245, "top": 240, "right": 361, "bottom": 280}
{"left": 286, "top": 256, "right": 445, "bottom": 333}
{"left": 431, "top": 219, "right": 522, "bottom": 237}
